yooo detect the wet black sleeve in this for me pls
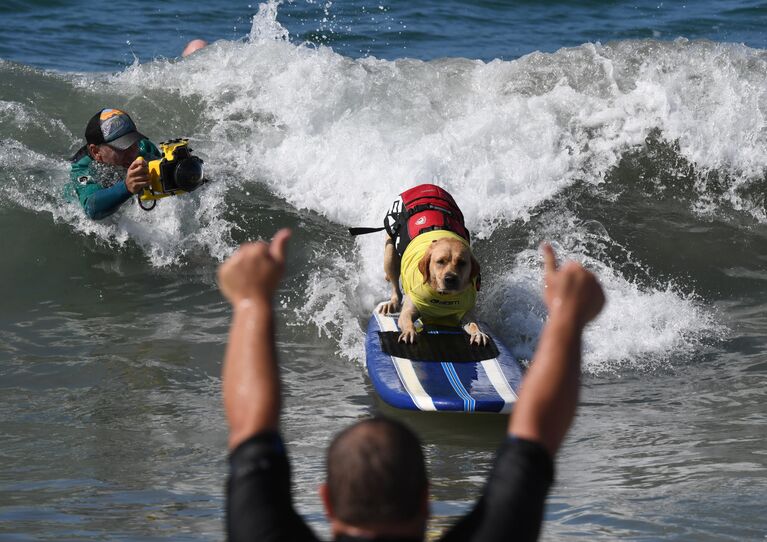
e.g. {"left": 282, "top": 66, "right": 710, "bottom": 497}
{"left": 227, "top": 432, "right": 320, "bottom": 542}
{"left": 438, "top": 437, "right": 554, "bottom": 542}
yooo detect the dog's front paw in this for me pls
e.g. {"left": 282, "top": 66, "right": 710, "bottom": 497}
{"left": 469, "top": 331, "right": 489, "bottom": 346}
{"left": 378, "top": 298, "right": 401, "bottom": 315}
{"left": 464, "top": 322, "right": 489, "bottom": 346}
{"left": 398, "top": 329, "right": 417, "bottom": 344}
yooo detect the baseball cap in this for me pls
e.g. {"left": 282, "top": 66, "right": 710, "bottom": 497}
{"left": 85, "top": 108, "right": 145, "bottom": 150}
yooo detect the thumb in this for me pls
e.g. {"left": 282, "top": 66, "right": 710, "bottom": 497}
{"left": 541, "top": 243, "right": 557, "bottom": 276}
{"left": 269, "top": 228, "right": 292, "bottom": 264}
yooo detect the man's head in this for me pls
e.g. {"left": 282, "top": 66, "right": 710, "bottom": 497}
{"left": 85, "top": 108, "right": 144, "bottom": 167}
{"left": 321, "top": 417, "right": 429, "bottom": 538}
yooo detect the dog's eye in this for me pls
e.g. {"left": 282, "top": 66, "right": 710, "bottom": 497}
{"left": 455, "top": 259, "right": 466, "bottom": 267}
{"left": 436, "top": 259, "right": 447, "bottom": 266}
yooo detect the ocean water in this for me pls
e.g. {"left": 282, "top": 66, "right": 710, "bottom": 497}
{"left": 1, "top": 0, "right": 767, "bottom": 540}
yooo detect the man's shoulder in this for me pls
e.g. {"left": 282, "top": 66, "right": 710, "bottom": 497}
{"left": 66, "top": 151, "right": 102, "bottom": 203}
{"left": 139, "top": 139, "right": 162, "bottom": 159}
{"left": 70, "top": 150, "right": 91, "bottom": 170}
{"left": 69, "top": 153, "right": 95, "bottom": 183}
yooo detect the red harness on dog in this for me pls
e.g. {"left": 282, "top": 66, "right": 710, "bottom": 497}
{"left": 349, "top": 183, "right": 480, "bottom": 292}
{"left": 386, "top": 184, "right": 471, "bottom": 256}
{"left": 349, "top": 184, "right": 471, "bottom": 257}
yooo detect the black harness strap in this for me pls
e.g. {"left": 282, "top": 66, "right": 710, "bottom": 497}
{"left": 406, "top": 202, "right": 456, "bottom": 217}
{"left": 349, "top": 226, "right": 386, "bottom": 236}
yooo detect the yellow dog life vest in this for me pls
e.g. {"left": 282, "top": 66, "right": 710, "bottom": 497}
{"left": 400, "top": 230, "right": 478, "bottom": 327}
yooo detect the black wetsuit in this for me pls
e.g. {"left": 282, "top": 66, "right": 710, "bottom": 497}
{"left": 227, "top": 431, "right": 554, "bottom": 542}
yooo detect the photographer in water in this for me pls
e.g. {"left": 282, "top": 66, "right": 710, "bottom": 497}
{"left": 68, "top": 108, "right": 161, "bottom": 220}
{"left": 68, "top": 107, "right": 207, "bottom": 218}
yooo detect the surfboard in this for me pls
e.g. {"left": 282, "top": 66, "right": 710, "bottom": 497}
{"left": 365, "top": 303, "right": 524, "bottom": 413}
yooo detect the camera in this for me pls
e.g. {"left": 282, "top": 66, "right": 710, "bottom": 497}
{"left": 138, "top": 139, "right": 207, "bottom": 211}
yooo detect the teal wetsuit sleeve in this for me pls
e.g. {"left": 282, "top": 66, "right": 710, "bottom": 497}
{"left": 69, "top": 158, "right": 132, "bottom": 220}
{"left": 83, "top": 181, "right": 133, "bottom": 220}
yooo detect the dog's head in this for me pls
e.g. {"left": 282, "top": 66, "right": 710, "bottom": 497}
{"left": 418, "top": 237, "right": 480, "bottom": 294}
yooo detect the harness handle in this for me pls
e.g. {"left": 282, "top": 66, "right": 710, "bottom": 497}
{"left": 407, "top": 203, "right": 455, "bottom": 217}
{"left": 348, "top": 226, "right": 386, "bottom": 236}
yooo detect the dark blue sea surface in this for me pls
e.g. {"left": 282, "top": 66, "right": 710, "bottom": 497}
{"left": 1, "top": 1, "right": 767, "bottom": 540}
{"left": 1, "top": 0, "right": 767, "bottom": 70}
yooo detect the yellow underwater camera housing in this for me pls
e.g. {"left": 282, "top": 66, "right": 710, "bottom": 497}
{"left": 138, "top": 139, "right": 207, "bottom": 211}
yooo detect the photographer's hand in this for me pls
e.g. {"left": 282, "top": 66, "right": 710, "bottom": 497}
{"left": 218, "top": 229, "right": 292, "bottom": 449}
{"left": 125, "top": 157, "right": 151, "bottom": 194}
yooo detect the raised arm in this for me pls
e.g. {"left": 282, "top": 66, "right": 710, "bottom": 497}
{"left": 509, "top": 244, "right": 604, "bottom": 457}
{"left": 218, "top": 229, "right": 291, "bottom": 450}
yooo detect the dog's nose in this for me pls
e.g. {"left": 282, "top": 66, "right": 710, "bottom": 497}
{"left": 443, "top": 274, "right": 459, "bottom": 288}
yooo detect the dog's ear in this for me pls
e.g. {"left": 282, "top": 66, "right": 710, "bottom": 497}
{"left": 470, "top": 254, "right": 481, "bottom": 281}
{"left": 418, "top": 243, "right": 434, "bottom": 284}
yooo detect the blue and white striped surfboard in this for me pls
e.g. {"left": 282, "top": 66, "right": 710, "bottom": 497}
{"left": 365, "top": 303, "right": 524, "bottom": 413}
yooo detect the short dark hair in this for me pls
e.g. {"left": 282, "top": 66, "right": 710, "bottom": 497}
{"left": 326, "top": 417, "right": 427, "bottom": 525}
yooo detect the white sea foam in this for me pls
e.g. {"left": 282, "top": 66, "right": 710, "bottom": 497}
{"left": 9, "top": 1, "right": 757, "bottom": 369}
{"left": 0, "top": 139, "right": 233, "bottom": 267}
{"left": 481, "top": 245, "right": 722, "bottom": 375}
{"left": 107, "top": 5, "right": 767, "bottom": 227}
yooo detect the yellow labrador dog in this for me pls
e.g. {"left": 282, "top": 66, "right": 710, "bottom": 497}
{"left": 378, "top": 187, "right": 487, "bottom": 346}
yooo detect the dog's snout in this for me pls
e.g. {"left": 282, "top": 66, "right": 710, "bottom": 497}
{"left": 443, "top": 273, "right": 459, "bottom": 287}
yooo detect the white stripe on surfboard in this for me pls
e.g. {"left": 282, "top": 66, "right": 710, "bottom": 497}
{"left": 374, "top": 306, "right": 437, "bottom": 411}
{"left": 481, "top": 358, "right": 518, "bottom": 413}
